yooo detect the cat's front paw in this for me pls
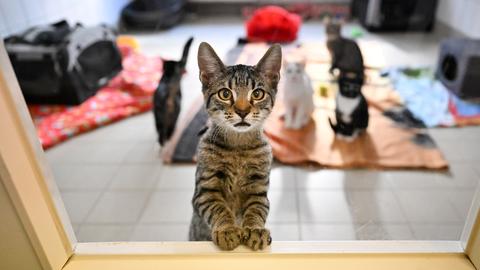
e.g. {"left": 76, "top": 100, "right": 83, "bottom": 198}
{"left": 212, "top": 225, "right": 243, "bottom": 251}
{"left": 242, "top": 227, "right": 271, "bottom": 251}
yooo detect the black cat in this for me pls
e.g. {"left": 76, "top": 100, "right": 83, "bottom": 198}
{"left": 325, "top": 18, "right": 364, "bottom": 76}
{"left": 329, "top": 72, "right": 369, "bottom": 139}
{"left": 153, "top": 37, "right": 194, "bottom": 146}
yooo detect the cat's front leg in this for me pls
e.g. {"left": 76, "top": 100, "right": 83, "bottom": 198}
{"left": 212, "top": 222, "right": 243, "bottom": 251}
{"left": 241, "top": 194, "right": 271, "bottom": 250}
{"left": 193, "top": 188, "right": 242, "bottom": 250}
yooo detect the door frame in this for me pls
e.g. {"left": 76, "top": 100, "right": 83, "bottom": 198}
{"left": 1, "top": 40, "right": 479, "bottom": 270}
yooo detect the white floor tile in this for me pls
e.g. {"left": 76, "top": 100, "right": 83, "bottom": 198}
{"left": 86, "top": 191, "right": 150, "bottom": 223}
{"left": 266, "top": 223, "right": 300, "bottom": 241}
{"left": 395, "top": 190, "right": 462, "bottom": 223}
{"left": 342, "top": 170, "right": 393, "bottom": 189}
{"left": 387, "top": 170, "right": 455, "bottom": 189}
{"left": 156, "top": 165, "right": 196, "bottom": 191}
{"left": 346, "top": 190, "right": 407, "bottom": 223}
{"left": 353, "top": 223, "right": 414, "bottom": 240}
{"left": 140, "top": 191, "right": 193, "bottom": 223}
{"left": 45, "top": 142, "right": 96, "bottom": 164}
{"left": 268, "top": 190, "right": 298, "bottom": 223}
{"left": 473, "top": 165, "right": 480, "bottom": 178}
{"left": 48, "top": 142, "right": 135, "bottom": 164}
{"left": 300, "top": 224, "right": 356, "bottom": 240}
{"left": 130, "top": 224, "right": 190, "bottom": 241}
{"left": 444, "top": 189, "right": 476, "bottom": 221}
{"left": 296, "top": 169, "right": 347, "bottom": 190}
{"left": 61, "top": 191, "right": 102, "bottom": 223}
{"left": 298, "top": 190, "right": 353, "bottom": 223}
{"left": 108, "top": 164, "right": 160, "bottom": 190}
{"left": 86, "top": 143, "right": 136, "bottom": 164}
{"left": 460, "top": 141, "right": 480, "bottom": 162}
{"left": 269, "top": 166, "right": 296, "bottom": 190}
{"left": 298, "top": 189, "right": 406, "bottom": 224}
{"left": 435, "top": 140, "right": 470, "bottom": 162}
{"left": 77, "top": 225, "right": 134, "bottom": 242}
{"left": 52, "top": 164, "right": 117, "bottom": 190}
{"left": 72, "top": 224, "right": 81, "bottom": 235}
{"left": 72, "top": 114, "right": 157, "bottom": 143}
{"left": 410, "top": 224, "right": 463, "bottom": 240}
{"left": 296, "top": 169, "right": 391, "bottom": 190}
{"left": 300, "top": 223, "right": 414, "bottom": 241}
{"left": 388, "top": 164, "right": 479, "bottom": 189}
{"left": 123, "top": 142, "right": 162, "bottom": 164}
{"left": 449, "top": 164, "right": 480, "bottom": 188}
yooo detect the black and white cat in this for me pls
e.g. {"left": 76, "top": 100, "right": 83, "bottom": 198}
{"left": 329, "top": 72, "right": 369, "bottom": 140}
{"left": 153, "top": 37, "right": 194, "bottom": 146}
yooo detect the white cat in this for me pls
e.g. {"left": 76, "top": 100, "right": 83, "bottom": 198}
{"left": 281, "top": 60, "right": 314, "bottom": 129}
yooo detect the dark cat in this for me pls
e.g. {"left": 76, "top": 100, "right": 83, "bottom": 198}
{"left": 329, "top": 72, "right": 369, "bottom": 139}
{"left": 153, "top": 37, "right": 193, "bottom": 146}
{"left": 325, "top": 18, "right": 364, "bottom": 76}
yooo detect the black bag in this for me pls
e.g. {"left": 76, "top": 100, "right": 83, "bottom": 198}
{"left": 5, "top": 21, "right": 122, "bottom": 105}
{"left": 352, "top": 0, "right": 438, "bottom": 32}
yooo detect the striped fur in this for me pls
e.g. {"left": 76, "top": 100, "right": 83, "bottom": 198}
{"left": 189, "top": 42, "right": 282, "bottom": 251}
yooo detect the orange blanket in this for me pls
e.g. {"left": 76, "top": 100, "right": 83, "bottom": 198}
{"left": 266, "top": 83, "right": 447, "bottom": 169}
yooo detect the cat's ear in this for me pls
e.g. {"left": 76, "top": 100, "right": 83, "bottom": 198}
{"left": 198, "top": 42, "right": 225, "bottom": 85}
{"left": 256, "top": 44, "right": 282, "bottom": 86}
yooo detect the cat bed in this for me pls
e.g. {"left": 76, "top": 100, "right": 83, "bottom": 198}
{"left": 28, "top": 43, "right": 163, "bottom": 149}
{"left": 162, "top": 43, "right": 448, "bottom": 169}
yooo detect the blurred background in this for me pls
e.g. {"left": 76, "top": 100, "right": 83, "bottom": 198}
{"left": 0, "top": 0, "right": 479, "bottom": 37}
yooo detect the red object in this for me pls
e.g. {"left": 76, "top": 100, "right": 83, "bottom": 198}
{"left": 246, "top": 6, "right": 302, "bottom": 43}
{"left": 28, "top": 44, "right": 163, "bottom": 149}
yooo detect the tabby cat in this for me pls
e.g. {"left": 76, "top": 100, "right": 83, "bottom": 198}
{"left": 189, "top": 42, "right": 282, "bottom": 251}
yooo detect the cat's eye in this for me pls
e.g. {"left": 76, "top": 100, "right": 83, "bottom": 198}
{"left": 218, "top": 88, "right": 232, "bottom": 101}
{"left": 251, "top": 89, "right": 265, "bottom": 101}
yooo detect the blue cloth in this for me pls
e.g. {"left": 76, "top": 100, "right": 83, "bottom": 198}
{"left": 385, "top": 68, "right": 454, "bottom": 127}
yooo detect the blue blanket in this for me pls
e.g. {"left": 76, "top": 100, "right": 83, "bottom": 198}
{"left": 385, "top": 68, "right": 454, "bottom": 127}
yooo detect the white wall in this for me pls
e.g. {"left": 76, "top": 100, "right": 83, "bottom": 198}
{"left": 436, "top": 0, "right": 480, "bottom": 38}
{"left": 0, "top": 0, "right": 130, "bottom": 38}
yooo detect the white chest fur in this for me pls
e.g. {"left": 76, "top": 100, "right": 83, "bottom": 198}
{"left": 336, "top": 94, "right": 360, "bottom": 123}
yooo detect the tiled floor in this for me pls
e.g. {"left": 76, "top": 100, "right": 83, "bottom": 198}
{"left": 45, "top": 17, "right": 480, "bottom": 242}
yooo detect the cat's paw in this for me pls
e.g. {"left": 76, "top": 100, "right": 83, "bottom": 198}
{"left": 212, "top": 225, "right": 243, "bottom": 251}
{"left": 242, "top": 227, "right": 271, "bottom": 251}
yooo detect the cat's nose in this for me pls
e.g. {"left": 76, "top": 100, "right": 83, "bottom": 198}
{"left": 234, "top": 107, "right": 250, "bottom": 119}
